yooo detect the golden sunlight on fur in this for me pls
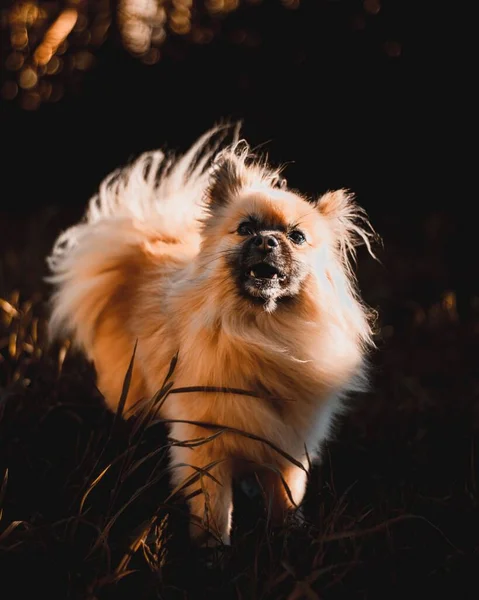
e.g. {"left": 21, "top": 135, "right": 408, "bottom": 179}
{"left": 47, "top": 124, "right": 378, "bottom": 546}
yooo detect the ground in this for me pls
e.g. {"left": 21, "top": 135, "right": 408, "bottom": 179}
{"left": 0, "top": 209, "right": 478, "bottom": 600}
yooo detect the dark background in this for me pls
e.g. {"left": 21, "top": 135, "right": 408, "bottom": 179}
{"left": 0, "top": 1, "right": 463, "bottom": 208}
{"left": 1, "top": 0, "right": 474, "bottom": 314}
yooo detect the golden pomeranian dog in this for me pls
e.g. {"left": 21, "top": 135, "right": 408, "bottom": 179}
{"left": 47, "top": 125, "right": 377, "bottom": 546}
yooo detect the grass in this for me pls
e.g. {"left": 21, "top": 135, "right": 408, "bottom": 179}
{"left": 0, "top": 211, "right": 478, "bottom": 600}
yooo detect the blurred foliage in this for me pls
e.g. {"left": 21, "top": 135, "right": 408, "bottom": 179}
{"left": 1, "top": 0, "right": 402, "bottom": 109}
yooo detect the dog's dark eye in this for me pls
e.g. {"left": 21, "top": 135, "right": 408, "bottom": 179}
{"left": 288, "top": 230, "right": 306, "bottom": 245}
{"left": 237, "top": 222, "right": 255, "bottom": 236}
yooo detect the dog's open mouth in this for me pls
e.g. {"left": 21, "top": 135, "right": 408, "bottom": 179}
{"left": 246, "top": 263, "right": 286, "bottom": 281}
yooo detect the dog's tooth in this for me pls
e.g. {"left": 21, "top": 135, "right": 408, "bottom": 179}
{"left": 250, "top": 270, "right": 256, "bottom": 278}
{"left": 272, "top": 273, "right": 278, "bottom": 279}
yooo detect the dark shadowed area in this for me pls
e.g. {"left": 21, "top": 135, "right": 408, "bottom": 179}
{"left": 0, "top": 1, "right": 477, "bottom": 599}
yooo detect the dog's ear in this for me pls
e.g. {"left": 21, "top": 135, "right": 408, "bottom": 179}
{"left": 317, "top": 190, "right": 354, "bottom": 220}
{"left": 317, "top": 188, "right": 377, "bottom": 258}
{"left": 315, "top": 189, "right": 353, "bottom": 246}
{"left": 207, "top": 153, "right": 245, "bottom": 209}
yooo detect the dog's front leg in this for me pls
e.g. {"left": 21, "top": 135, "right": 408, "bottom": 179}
{"left": 256, "top": 460, "right": 309, "bottom": 525}
{"left": 168, "top": 422, "right": 233, "bottom": 546}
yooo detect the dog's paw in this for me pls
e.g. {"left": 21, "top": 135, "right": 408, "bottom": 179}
{"left": 194, "top": 543, "right": 231, "bottom": 570}
{"left": 285, "top": 506, "right": 309, "bottom": 531}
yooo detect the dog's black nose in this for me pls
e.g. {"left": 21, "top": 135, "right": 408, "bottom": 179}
{"left": 252, "top": 235, "right": 279, "bottom": 252}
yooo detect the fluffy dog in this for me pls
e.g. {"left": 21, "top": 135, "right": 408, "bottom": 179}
{"left": 47, "top": 125, "right": 377, "bottom": 546}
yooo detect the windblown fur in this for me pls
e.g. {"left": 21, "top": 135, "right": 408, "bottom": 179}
{"left": 47, "top": 124, "right": 377, "bottom": 545}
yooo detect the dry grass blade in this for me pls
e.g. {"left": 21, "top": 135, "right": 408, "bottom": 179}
{"left": 125, "top": 351, "right": 179, "bottom": 421}
{"left": 304, "top": 443, "right": 313, "bottom": 474}
{"left": 73, "top": 343, "right": 139, "bottom": 512}
{"left": 0, "top": 520, "right": 28, "bottom": 543}
{"left": 319, "top": 513, "right": 460, "bottom": 552}
{"left": 114, "top": 340, "right": 138, "bottom": 425}
{"left": 162, "top": 351, "right": 179, "bottom": 386}
{"left": 114, "top": 459, "right": 226, "bottom": 574}
{"left": 0, "top": 298, "right": 20, "bottom": 319}
{"left": 114, "top": 515, "right": 157, "bottom": 576}
{"left": 57, "top": 339, "right": 70, "bottom": 376}
{"left": 79, "top": 465, "right": 111, "bottom": 514}
{"left": 107, "top": 384, "right": 175, "bottom": 511}
{"left": 131, "top": 351, "right": 179, "bottom": 424}
{"left": 321, "top": 479, "right": 358, "bottom": 538}
{"left": 169, "top": 429, "right": 228, "bottom": 448}
{"left": 287, "top": 581, "right": 320, "bottom": 600}
{"left": 165, "top": 459, "right": 226, "bottom": 502}
{"left": 169, "top": 384, "right": 290, "bottom": 403}
{"left": 161, "top": 418, "right": 306, "bottom": 471}
{"left": 120, "top": 443, "right": 170, "bottom": 481}
{"left": 0, "top": 468, "right": 8, "bottom": 522}
{"left": 183, "top": 488, "right": 203, "bottom": 502}
{"left": 94, "top": 568, "right": 139, "bottom": 589}
{"left": 132, "top": 380, "right": 175, "bottom": 434}
{"left": 261, "top": 462, "right": 298, "bottom": 509}
{"left": 140, "top": 514, "right": 169, "bottom": 572}
{"left": 87, "top": 469, "right": 169, "bottom": 558}
{"left": 89, "top": 454, "right": 224, "bottom": 558}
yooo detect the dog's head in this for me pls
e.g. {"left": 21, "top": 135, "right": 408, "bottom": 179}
{"left": 199, "top": 144, "right": 376, "bottom": 316}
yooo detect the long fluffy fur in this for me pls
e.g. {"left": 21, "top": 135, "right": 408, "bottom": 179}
{"left": 47, "top": 125, "right": 237, "bottom": 348}
{"left": 46, "top": 124, "right": 377, "bottom": 546}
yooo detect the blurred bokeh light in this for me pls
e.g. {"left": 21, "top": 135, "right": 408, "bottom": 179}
{"left": 1, "top": 0, "right": 401, "bottom": 109}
